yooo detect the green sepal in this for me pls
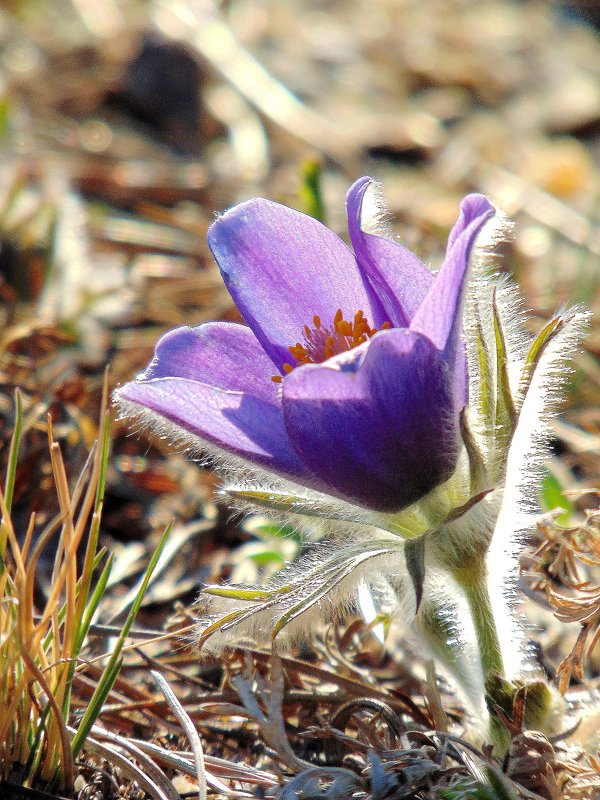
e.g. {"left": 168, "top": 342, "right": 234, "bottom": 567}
{"left": 474, "top": 313, "right": 495, "bottom": 437}
{"left": 485, "top": 673, "right": 514, "bottom": 719}
{"left": 460, "top": 410, "right": 488, "bottom": 494}
{"left": 519, "top": 681, "right": 559, "bottom": 731}
{"left": 517, "top": 313, "right": 566, "bottom": 409}
{"left": 492, "top": 293, "right": 516, "bottom": 450}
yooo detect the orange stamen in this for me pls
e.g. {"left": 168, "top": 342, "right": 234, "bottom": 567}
{"left": 272, "top": 308, "right": 391, "bottom": 383}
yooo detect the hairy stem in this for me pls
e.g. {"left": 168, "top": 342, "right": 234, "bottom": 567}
{"left": 457, "top": 565, "right": 504, "bottom": 681}
{"left": 453, "top": 560, "right": 509, "bottom": 752}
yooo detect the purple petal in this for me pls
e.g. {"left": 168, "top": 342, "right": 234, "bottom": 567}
{"left": 281, "top": 329, "right": 460, "bottom": 512}
{"left": 346, "top": 177, "right": 435, "bottom": 326}
{"left": 116, "top": 377, "right": 311, "bottom": 478}
{"left": 116, "top": 322, "right": 310, "bottom": 476}
{"left": 207, "top": 198, "right": 386, "bottom": 372}
{"left": 446, "top": 193, "right": 494, "bottom": 251}
{"left": 410, "top": 194, "right": 495, "bottom": 352}
{"left": 142, "top": 322, "right": 279, "bottom": 402}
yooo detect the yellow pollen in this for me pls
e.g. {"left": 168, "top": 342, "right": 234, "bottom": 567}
{"left": 271, "top": 308, "right": 391, "bottom": 382}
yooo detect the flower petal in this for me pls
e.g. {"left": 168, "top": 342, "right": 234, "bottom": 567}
{"left": 141, "top": 322, "right": 279, "bottom": 402}
{"left": 346, "top": 177, "right": 434, "bottom": 326}
{"left": 207, "top": 198, "right": 386, "bottom": 372}
{"left": 282, "top": 329, "right": 460, "bottom": 512}
{"left": 116, "top": 377, "right": 311, "bottom": 478}
{"left": 410, "top": 194, "right": 495, "bottom": 352}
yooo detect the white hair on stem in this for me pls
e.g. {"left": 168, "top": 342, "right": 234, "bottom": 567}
{"left": 415, "top": 565, "right": 489, "bottom": 731}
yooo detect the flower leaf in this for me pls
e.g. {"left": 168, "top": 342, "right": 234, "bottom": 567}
{"left": 198, "top": 543, "right": 399, "bottom": 648}
{"left": 516, "top": 313, "right": 566, "bottom": 408}
{"left": 227, "top": 486, "right": 432, "bottom": 538}
{"left": 203, "top": 585, "right": 290, "bottom": 601}
{"left": 492, "top": 293, "right": 516, "bottom": 450}
{"left": 473, "top": 313, "right": 495, "bottom": 437}
{"left": 460, "top": 410, "right": 488, "bottom": 494}
{"left": 227, "top": 487, "right": 337, "bottom": 517}
{"left": 270, "top": 547, "right": 394, "bottom": 639}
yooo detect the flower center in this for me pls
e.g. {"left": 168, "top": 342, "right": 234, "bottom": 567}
{"left": 272, "top": 308, "right": 390, "bottom": 382}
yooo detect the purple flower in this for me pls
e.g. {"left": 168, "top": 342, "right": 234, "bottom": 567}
{"left": 115, "top": 178, "right": 494, "bottom": 512}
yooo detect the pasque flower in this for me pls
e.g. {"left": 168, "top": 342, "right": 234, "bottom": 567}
{"left": 116, "top": 178, "right": 493, "bottom": 513}
{"left": 116, "top": 177, "right": 584, "bottom": 746}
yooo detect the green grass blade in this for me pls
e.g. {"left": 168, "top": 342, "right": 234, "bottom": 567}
{"left": 75, "top": 553, "right": 114, "bottom": 655}
{"left": 1, "top": 390, "right": 24, "bottom": 562}
{"left": 4, "top": 389, "right": 23, "bottom": 515}
{"left": 70, "top": 523, "right": 172, "bottom": 759}
{"left": 299, "top": 158, "right": 326, "bottom": 223}
{"left": 62, "top": 421, "right": 112, "bottom": 718}
{"left": 94, "top": 412, "right": 111, "bottom": 514}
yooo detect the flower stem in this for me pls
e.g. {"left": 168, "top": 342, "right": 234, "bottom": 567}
{"left": 453, "top": 561, "right": 509, "bottom": 752}
{"left": 458, "top": 566, "right": 504, "bottom": 681}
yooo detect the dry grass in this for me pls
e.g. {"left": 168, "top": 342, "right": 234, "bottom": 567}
{"left": 0, "top": 380, "right": 170, "bottom": 795}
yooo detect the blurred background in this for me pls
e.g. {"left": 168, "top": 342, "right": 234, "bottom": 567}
{"left": 1, "top": 0, "right": 600, "bottom": 686}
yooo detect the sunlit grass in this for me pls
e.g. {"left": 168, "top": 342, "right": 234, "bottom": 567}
{"left": 0, "top": 378, "right": 169, "bottom": 793}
